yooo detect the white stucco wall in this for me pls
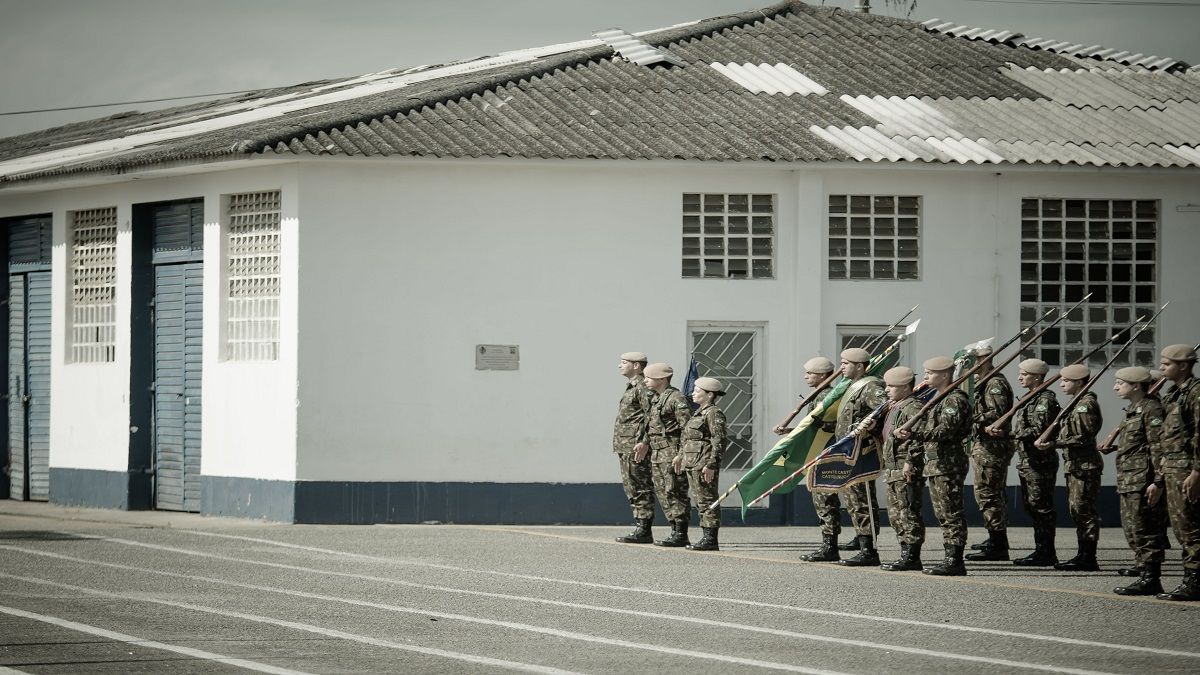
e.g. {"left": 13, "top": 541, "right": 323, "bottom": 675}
{"left": 293, "top": 159, "right": 1200, "bottom": 491}
{"left": 0, "top": 163, "right": 301, "bottom": 484}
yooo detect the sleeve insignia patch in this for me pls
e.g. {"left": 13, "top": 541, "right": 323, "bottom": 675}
{"left": 1035, "top": 403, "right": 1048, "bottom": 412}
{"left": 989, "top": 388, "right": 1001, "bottom": 395}
{"left": 1076, "top": 405, "right": 1089, "bottom": 413}
{"left": 1149, "top": 418, "right": 1163, "bottom": 426}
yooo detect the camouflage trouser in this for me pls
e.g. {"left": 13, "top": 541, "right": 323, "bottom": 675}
{"left": 1164, "top": 471, "right": 1200, "bottom": 571}
{"left": 971, "top": 439, "right": 1015, "bottom": 532}
{"left": 812, "top": 490, "right": 842, "bottom": 536}
{"left": 1119, "top": 489, "right": 1168, "bottom": 565}
{"left": 688, "top": 467, "right": 721, "bottom": 529}
{"left": 1018, "top": 461, "right": 1059, "bottom": 540}
{"left": 928, "top": 474, "right": 968, "bottom": 546}
{"left": 886, "top": 479, "right": 926, "bottom": 545}
{"left": 843, "top": 480, "right": 880, "bottom": 536}
{"left": 652, "top": 461, "right": 690, "bottom": 522}
{"left": 1066, "top": 469, "right": 1101, "bottom": 542}
{"left": 618, "top": 452, "right": 656, "bottom": 520}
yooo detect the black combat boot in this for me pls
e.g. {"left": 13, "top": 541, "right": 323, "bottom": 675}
{"left": 966, "top": 529, "right": 1009, "bottom": 561}
{"left": 839, "top": 535, "right": 881, "bottom": 567}
{"left": 881, "top": 542, "right": 924, "bottom": 571}
{"left": 838, "top": 537, "right": 862, "bottom": 551}
{"left": 800, "top": 534, "right": 840, "bottom": 562}
{"left": 1117, "top": 564, "right": 1144, "bottom": 577}
{"left": 924, "top": 544, "right": 967, "bottom": 576}
{"left": 969, "top": 532, "right": 994, "bottom": 551}
{"left": 1157, "top": 568, "right": 1200, "bottom": 601}
{"left": 615, "top": 518, "right": 653, "bottom": 544}
{"left": 686, "top": 527, "right": 719, "bottom": 551}
{"left": 1013, "top": 532, "right": 1058, "bottom": 566}
{"left": 1114, "top": 562, "right": 1163, "bottom": 596}
{"left": 1054, "top": 538, "right": 1099, "bottom": 571}
{"left": 654, "top": 520, "right": 689, "bottom": 548}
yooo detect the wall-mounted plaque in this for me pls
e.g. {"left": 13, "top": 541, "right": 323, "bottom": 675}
{"left": 476, "top": 344, "right": 519, "bottom": 370}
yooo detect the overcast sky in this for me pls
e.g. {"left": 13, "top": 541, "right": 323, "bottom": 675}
{"left": 1, "top": 0, "right": 1197, "bottom": 139}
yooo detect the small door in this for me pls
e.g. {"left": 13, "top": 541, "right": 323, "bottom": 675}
{"left": 153, "top": 262, "right": 203, "bottom": 511}
{"left": 6, "top": 214, "right": 52, "bottom": 502}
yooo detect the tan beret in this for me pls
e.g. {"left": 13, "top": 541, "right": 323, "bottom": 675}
{"left": 620, "top": 351, "right": 647, "bottom": 363}
{"left": 1161, "top": 344, "right": 1197, "bottom": 362}
{"left": 1150, "top": 369, "right": 1163, "bottom": 381}
{"left": 1115, "top": 366, "right": 1151, "bottom": 384}
{"left": 841, "top": 347, "right": 871, "bottom": 364}
{"left": 923, "top": 356, "right": 954, "bottom": 372}
{"left": 883, "top": 366, "right": 915, "bottom": 386}
{"left": 1019, "top": 358, "right": 1049, "bottom": 375}
{"left": 1059, "top": 364, "right": 1090, "bottom": 381}
{"left": 695, "top": 376, "right": 724, "bottom": 394}
{"left": 804, "top": 356, "right": 835, "bottom": 374}
{"left": 644, "top": 363, "right": 673, "bottom": 379}
{"left": 973, "top": 345, "right": 994, "bottom": 357}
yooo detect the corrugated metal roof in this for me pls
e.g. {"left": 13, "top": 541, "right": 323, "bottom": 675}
{"left": 2, "top": 0, "right": 1199, "bottom": 184}
{"left": 710, "top": 62, "right": 828, "bottom": 95}
{"left": 920, "top": 19, "right": 1022, "bottom": 45}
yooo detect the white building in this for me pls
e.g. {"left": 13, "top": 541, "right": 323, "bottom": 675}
{"left": 1, "top": 1, "right": 1198, "bottom": 524}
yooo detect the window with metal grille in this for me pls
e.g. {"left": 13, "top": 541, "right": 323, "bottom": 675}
{"left": 690, "top": 328, "right": 760, "bottom": 471}
{"left": 682, "top": 193, "right": 775, "bottom": 279}
{"left": 828, "top": 195, "right": 920, "bottom": 280}
{"left": 837, "top": 325, "right": 911, "bottom": 367}
{"left": 70, "top": 207, "right": 118, "bottom": 363}
{"left": 226, "top": 191, "right": 281, "bottom": 361}
{"left": 1020, "top": 198, "right": 1158, "bottom": 367}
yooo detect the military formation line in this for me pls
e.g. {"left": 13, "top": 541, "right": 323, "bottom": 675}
{"left": 611, "top": 304, "right": 1199, "bottom": 602}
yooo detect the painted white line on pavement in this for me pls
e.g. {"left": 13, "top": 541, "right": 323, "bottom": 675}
{"left": 182, "top": 530, "right": 1200, "bottom": 660}
{"left": 0, "top": 666, "right": 29, "bottom": 674}
{"left": 88, "top": 535, "right": 1126, "bottom": 675}
{"left": 0, "top": 603, "right": 310, "bottom": 675}
{"left": 0, "top": 549, "right": 844, "bottom": 675}
{"left": 0, "top": 572, "right": 581, "bottom": 675}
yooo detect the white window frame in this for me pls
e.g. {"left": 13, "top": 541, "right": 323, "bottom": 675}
{"left": 223, "top": 190, "right": 282, "bottom": 361}
{"left": 68, "top": 207, "right": 118, "bottom": 364}
{"left": 682, "top": 193, "right": 776, "bottom": 279}
{"left": 827, "top": 194, "right": 921, "bottom": 281}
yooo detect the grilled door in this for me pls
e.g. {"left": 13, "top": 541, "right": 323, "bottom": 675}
{"left": 153, "top": 262, "right": 203, "bottom": 511}
{"left": 689, "top": 327, "right": 761, "bottom": 472}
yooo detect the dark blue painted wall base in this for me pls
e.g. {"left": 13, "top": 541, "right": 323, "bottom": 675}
{"left": 199, "top": 477, "right": 1124, "bottom": 528}
{"left": 49, "top": 468, "right": 151, "bottom": 510}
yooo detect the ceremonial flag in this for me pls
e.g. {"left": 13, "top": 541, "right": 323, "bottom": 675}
{"left": 682, "top": 357, "right": 700, "bottom": 411}
{"left": 734, "top": 340, "right": 903, "bottom": 519}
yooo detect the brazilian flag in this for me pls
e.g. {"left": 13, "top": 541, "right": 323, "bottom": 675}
{"left": 735, "top": 349, "right": 899, "bottom": 519}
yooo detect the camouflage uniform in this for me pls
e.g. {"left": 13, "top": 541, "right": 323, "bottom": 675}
{"left": 882, "top": 396, "right": 927, "bottom": 546}
{"left": 833, "top": 376, "right": 885, "bottom": 537}
{"left": 681, "top": 402, "right": 727, "bottom": 529}
{"left": 646, "top": 386, "right": 693, "bottom": 522}
{"left": 804, "top": 400, "right": 843, "bottom": 536}
{"left": 1115, "top": 396, "right": 1168, "bottom": 567}
{"left": 911, "top": 389, "right": 972, "bottom": 546}
{"left": 1013, "top": 390, "right": 1062, "bottom": 541}
{"left": 970, "top": 374, "right": 1015, "bottom": 532}
{"left": 1055, "top": 392, "right": 1104, "bottom": 543}
{"left": 614, "top": 375, "right": 655, "bottom": 520}
{"left": 1157, "top": 376, "right": 1200, "bottom": 573}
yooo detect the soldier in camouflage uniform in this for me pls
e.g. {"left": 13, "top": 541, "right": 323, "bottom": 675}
{"left": 996, "top": 358, "right": 1062, "bottom": 566}
{"left": 877, "top": 366, "right": 928, "bottom": 571}
{"left": 897, "top": 356, "right": 971, "bottom": 576}
{"left": 614, "top": 352, "right": 657, "bottom": 544}
{"left": 1035, "top": 364, "right": 1103, "bottom": 571}
{"left": 1154, "top": 344, "right": 1200, "bottom": 601}
{"left": 643, "top": 363, "right": 694, "bottom": 548}
{"left": 1110, "top": 366, "right": 1169, "bottom": 596}
{"left": 676, "top": 376, "right": 727, "bottom": 551}
{"left": 965, "top": 346, "right": 1017, "bottom": 562}
{"left": 831, "top": 348, "right": 885, "bottom": 567}
{"left": 778, "top": 356, "right": 847, "bottom": 563}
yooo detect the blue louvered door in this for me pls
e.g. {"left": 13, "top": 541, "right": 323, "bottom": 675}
{"left": 148, "top": 199, "right": 203, "bottom": 512}
{"left": 6, "top": 216, "right": 52, "bottom": 501}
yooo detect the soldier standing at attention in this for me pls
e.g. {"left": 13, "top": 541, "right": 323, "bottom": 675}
{"left": 778, "top": 356, "right": 846, "bottom": 563}
{"left": 965, "top": 346, "right": 1017, "bottom": 562}
{"left": 614, "top": 352, "right": 656, "bottom": 544}
{"left": 831, "top": 348, "right": 885, "bottom": 567}
{"left": 1110, "top": 366, "right": 1169, "bottom": 596}
{"left": 897, "top": 356, "right": 972, "bottom": 576}
{"left": 1154, "top": 344, "right": 1200, "bottom": 601}
{"left": 995, "top": 358, "right": 1061, "bottom": 566}
{"left": 877, "top": 367, "right": 927, "bottom": 572}
{"left": 643, "top": 363, "right": 694, "bottom": 548}
{"left": 675, "top": 377, "right": 727, "bottom": 551}
{"left": 1036, "top": 364, "right": 1103, "bottom": 571}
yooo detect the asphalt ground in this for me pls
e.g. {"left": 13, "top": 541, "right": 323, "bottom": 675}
{"left": 0, "top": 502, "right": 1197, "bottom": 674}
